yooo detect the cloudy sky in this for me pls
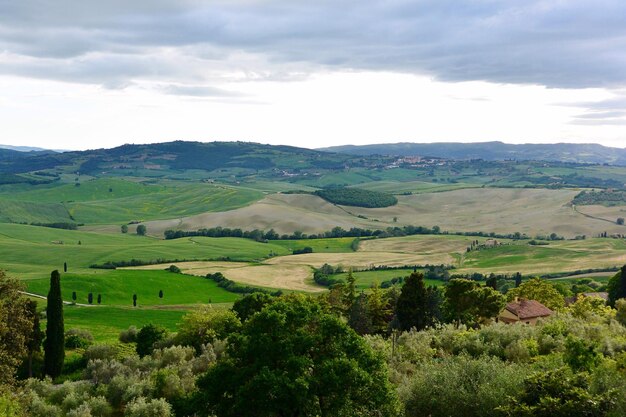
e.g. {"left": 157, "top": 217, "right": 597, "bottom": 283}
{"left": 1, "top": 0, "right": 625, "bottom": 150}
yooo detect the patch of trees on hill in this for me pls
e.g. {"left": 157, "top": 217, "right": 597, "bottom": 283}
{"left": 520, "top": 173, "right": 624, "bottom": 189}
{"left": 205, "top": 272, "right": 282, "bottom": 296}
{"left": 165, "top": 224, "right": 534, "bottom": 242}
{"left": 573, "top": 190, "right": 626, "bottom": 206}
{"left": 30, "top": 222, "right": 80, "bottom": 230}
{"left": 0, "top": 173, "right": 57, "bottom": 185}
{"left": 314, "top": 187, "right": 398, "bottom": 208}
{"left": 90, "top": 258, "right": 197, "bottom": 269}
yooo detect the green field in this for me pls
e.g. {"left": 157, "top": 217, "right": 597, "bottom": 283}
{"left": 62, "top": 306, "right": 188, "bottom": 342}
{"left": 460, "top": 238, "right": 626, "bottom": 275}
{"left": 2, "top": 148, "right": 626, "bottom": 344}
{"left": 268, "top": 237, "right": 357, "bottom": 253}
{"left": 331, "top": 268, "right": 445, "bottom": 290}
{"left": 0, "top": 178, "right": 263, "bottom": 224}
{"left": 0, "top": 222, "right": 289, "bottom": 279}
{"left": 26, "top": 269, "right": 240, "bottom": 305}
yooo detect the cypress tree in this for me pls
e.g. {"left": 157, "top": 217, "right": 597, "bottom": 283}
{"left": 621, "top": 265, "right": 626, "bottom": 300}
{"left": 159, "top": 290, "right": 163, "bottom": 299}
{"left": 88, "top": 293, "right": 93, "bottom": 304}
{"left": 348, "top": 293, "right": 373, "bottom": 335}
{"left": 97, "top": 294, "right": 102, "bottom": 304}
{"left": 72, "top": 291, "right": 77, "bottom": 301}
{"left": 26, "top": 300, "right": 43, "bottom": 378}
{"left": 514, "top": 272, "right": 522, "bottom": 288}
{"left": 63, "top": 262, "right": 67, "bottom": 273}
{"left": 44, "top": 270, "right": 64, "bottom": 378}
{"left": 486, "top": 274, "right": 498, "bottom": 291}
{"left": 608, "top": 264, "right": 626, "bottom": 306}
{"left": 395, "top": 272, "right": 428, "bottom": 331}
{"left": 133, "top": 294, "right": 137, "bottom": 307}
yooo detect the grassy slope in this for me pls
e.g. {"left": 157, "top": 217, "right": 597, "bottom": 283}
{"left": 26, "top": 269, "right": 240, "bottom": 305}
{"left": 0, "top": 178, "right": 263, "bottom": 224}
{"left": 268, "top": 237, "right": 357, "bottom": 253}
{"left": 331, "top": 268, "right": 445, "bottom": 290}
{"left": 460, "top": 238, "right": 626, "bottom": 275}
{"left": 0, "top": 223, "right": 289, "bottom": 279}
{"left": 63, "top": 306, "right": 188, "bottom": 342}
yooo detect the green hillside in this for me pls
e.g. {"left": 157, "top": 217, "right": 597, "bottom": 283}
{"left": 0, "top": 223, "right": 289, "bottom": 279}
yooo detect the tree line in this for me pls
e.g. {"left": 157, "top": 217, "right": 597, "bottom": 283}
{"left": 164, "top": 224, "right": 540, "bottom": 241}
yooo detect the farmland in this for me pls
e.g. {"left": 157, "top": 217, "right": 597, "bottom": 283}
{"left": 0, "top": 178, "right": 263, "bottom": 225}
{"left": 0, "top": 141, "right": 626, "bottom": 344}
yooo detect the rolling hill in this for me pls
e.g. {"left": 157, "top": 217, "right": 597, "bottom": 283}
{"left": 320, "top": 141, "right": 626, "bottom": 165}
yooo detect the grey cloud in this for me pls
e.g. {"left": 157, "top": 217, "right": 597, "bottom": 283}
{"left": 571, "top": 119, "right": 626, "bottom": 125}
{"left": 573, "top": 111, "right": 626, "bottom": 119}
{"left": 159, "top": 84, "right": 244, "bottom": 97}
{"left": 567, "top": 93, "right": 626, "bottom": 125}
{"left": 1, "top": 0, "right": 626, "bottom": 90}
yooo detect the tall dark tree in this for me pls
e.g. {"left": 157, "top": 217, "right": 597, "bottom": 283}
{"left": 342, "top": 269, "right": 357, "bottom": 313}
{"left": 63, "top": 262, "right": 67, "bottom": 273}
{"left": 133, "top": 294, "right": 137, "bottom": 307}
{"left": 425, "top": 286, "right": 444, "bottom": 326}
{"left": 158, "top": 290, "right": 164, "bottom": 299}
{"left": 97, "top": 294, "right": 102, "bottom": 304}
{"left": 395, "top": 272, "right": 428, "bottom": 331}
{"left": 486, "top": 274, "right": 497, "bottom": 291}
{"left": 44, "top": 270, "right": 64, "bottom": 378}
{"left": 25, "top": 300, "right": 42, "bottom": 378}
{"left": 514, "top": 272, "right": 522, "bottom": 288}
{"left": 608, "top": 264, "right": 626, "bottom": 307}
{"left": 348, "top": 292, "right": 373, "bottom": 335}
{"left": 87, "top": 293, "right": 93, "bottom": 304}
{"left": 72, "top": 291, "right": 76, "bottom": 302}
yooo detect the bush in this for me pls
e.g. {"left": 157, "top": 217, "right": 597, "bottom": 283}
{"left": 0, "top": 393, "right": 24, "bottom": 417}
{"left": 83, "top": 344, "right": 120, "bottom": 362}
{"left": 176, "top": 307, "right": 241, "bottom": 351}
{"left": 136, "top": 325, "right": 167, "bottom": 357}
{"left": 124, "top": 397, "right": 172, "bottom": 417}
{"left": 399, "top": 355, "right": 529, "bottom": 417}
{"left": 65, "top": 329, "right": 94, "bottom": 349}
{"left": 292, "top": 246, "right": 313, "bottom": 255}
{"left": 616, "top": 299, "right": 626, "bottom": 326}
{"left": 119, "top": 326, "right": 138, "bottom": 344}
{"left": 166, "top": 265, "right": 181, "bottom": 273}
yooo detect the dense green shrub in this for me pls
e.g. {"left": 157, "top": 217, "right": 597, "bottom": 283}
{"left": 124, "top": 397, "right": 172, "bottom": 417}
{"left": 119, "top": 326, "right": 138, "bottom": 344}
{"left": 175, "top": 307, "right": 241, "bottom": 351}
{"left": 399, "top": 355, "right": 529, "bottom": 417}
{"left": 136, "top": 325, "right": 167, "bottom": 358}
{"left": 64, "top": 329, "right": 94, "bottom": 349}
{"left": 314, "top": 187, "right": 398, "bottom": 208}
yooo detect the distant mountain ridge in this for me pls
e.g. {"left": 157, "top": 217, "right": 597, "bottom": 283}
{"left": 0, "top": 144, "right": 63, "bottom": 153}
{"left": 319, "top": 142, "right": 626, "bottom": 165}
{"left": 2, "top": 140, "right": 626, "bottom": 176}
{"left": 0, "top": 140, "right": 354, "bottom": 174}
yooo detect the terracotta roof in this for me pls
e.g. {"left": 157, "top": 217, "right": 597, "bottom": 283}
{"left": 505, "top": 299, "right": 553, "bottom": 319}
